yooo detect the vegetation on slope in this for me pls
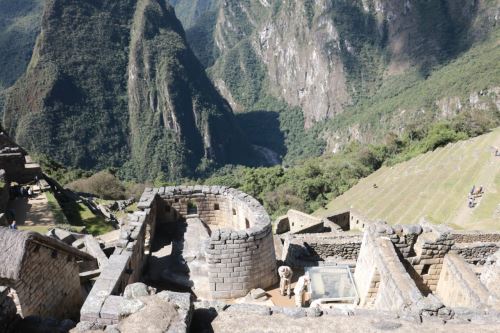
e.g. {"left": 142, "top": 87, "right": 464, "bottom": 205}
{"left": 318, "top": 128, "right": 500, "bottom": 231}
{"left": 0, "top": 0, "right": 43, "bottom": 114}
{"left": 3, "top": 0, "right": 256, "bottom": 182}
{"left": 178, "top": 0, "right": 500, "bottom": 165}
{"left": 199, "top": 116, "right": 499, "bottom": 218}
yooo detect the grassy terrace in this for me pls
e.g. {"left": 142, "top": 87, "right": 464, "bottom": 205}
{"left": 19, "top": 191, "right": 113, "bottom": 236}
{"left": 317, "top": 128, "right": 500, "bottom": 231}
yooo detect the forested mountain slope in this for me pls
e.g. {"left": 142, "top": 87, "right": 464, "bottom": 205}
{"left": 0, "top": 0, "right": 43, "bottom": 115}
{"left": 3, "top": 0, "right": 255, "bottom": 181}
{"left": 173, "top": 0, "right": 500, "bottom": 163}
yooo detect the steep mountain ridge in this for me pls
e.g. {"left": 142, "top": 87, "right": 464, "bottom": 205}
{"left": 3, "top": 0, "right": 255, "bottom": 181}
{"left": 202, "top": 0, "right": 499, "bottom": 122}
{"left": 175, "top": 0, "right": 500, "bottom": 157}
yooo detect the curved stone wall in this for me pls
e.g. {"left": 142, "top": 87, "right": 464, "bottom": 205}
{"left": 156, "top": 186, "right": 278, "bottom": 299}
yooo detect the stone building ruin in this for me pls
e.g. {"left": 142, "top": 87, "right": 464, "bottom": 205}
{"left": 1, "top": 182, "right": 500, "bottom": 332}
{"left": 80, "top": 186, "right": 277, "bottom": 325}
{"left": 278, "top": 210, "right": 500, "bottom": 315}
{"left": 0, "top": 228, "right": 96, "bottom": 319}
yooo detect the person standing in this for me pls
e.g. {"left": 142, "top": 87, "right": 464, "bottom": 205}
{"left": 278, "top": 265, "right": 293, "bottom": 298}
{"left": 294, "top": 273, "right": 310, "bottom": 307}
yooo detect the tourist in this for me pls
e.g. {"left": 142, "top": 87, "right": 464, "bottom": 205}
{"left": 468, "top": 197, "right": 474, "bottom": 208}
{"left": 9, "top": 220, "right": 17, "bottom": 230}
{"left": 470, "top": 185, "right": 476, "bottom": 195}
{"left": 278, "top": 265, "right": 293, "bottom": 298}
{"left": 294, "top": 273, "right": 310, "bottom": 307}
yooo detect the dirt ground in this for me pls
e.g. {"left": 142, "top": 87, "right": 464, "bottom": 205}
{"left": 7, "top": 192, "right": 55, "bottom": 227}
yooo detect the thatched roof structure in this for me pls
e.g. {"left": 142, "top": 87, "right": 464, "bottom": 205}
{"left": 0, "top": 227, "right": 95, "bottom": 282}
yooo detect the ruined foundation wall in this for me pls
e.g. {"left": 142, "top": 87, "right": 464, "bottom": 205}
{"left": 348, "top": 211, "right": 372, "bottom": 231}
{"left": 8, "top": 241, "right": 82, "bottom": 319}
{"left": 286, "top": 209, "right": 324, "bottom": 234}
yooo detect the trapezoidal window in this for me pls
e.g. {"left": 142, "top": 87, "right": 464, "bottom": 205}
{"left": 232, "top": 208, "right": 237, "bottom": 215}
{"left": 214, "top": 203, "right": 220, "bottom": 211}
{"left": 421, "top": 264, "right": 431, "bottom": 275}
{"left": 187, "top": 201, "right": 198, "bottom": 215}
{"left": 245, "top": 218, "right": 250, "bottom": 228}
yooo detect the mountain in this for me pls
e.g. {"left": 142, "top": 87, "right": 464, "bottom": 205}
{"left": 3, "top": 0, "right": 255, "bottom": 181}
{"left": 173, "top": 0, "right": 500, "bottom": 162}
{"left": 0, "top": 0, "right": 44, "bottom": 115}
{"left": 316, "top": 128, "right": 500, "bottom": 231}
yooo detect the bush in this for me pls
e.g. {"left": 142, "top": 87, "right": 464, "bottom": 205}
{"left": 66, "top": 171, "right": 126, "bottom": 200}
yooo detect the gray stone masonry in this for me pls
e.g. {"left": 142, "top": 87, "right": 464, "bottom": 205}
{"left": 81, "top": 185, "right": 277, "bottom": 325}
{"left": 155, "top": 186, "right": 278, "bottom": 299}
{"left": 282, "top": 233, "right": 362, "bottom": 267}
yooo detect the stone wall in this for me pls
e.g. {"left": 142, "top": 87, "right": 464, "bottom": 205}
{"left": 324, "top": 211, "right": 350, "bottom": 231}
{"left": 436, "top": 253, "right": 492, "bottom": 309}
{"left": 286, "top": 209, "right": 324, "bottom": 234}
{"left": 80, "top": 206, "right": 156, "bottom": 324}
{"left": 155, "top": 186, "right": 277, "bottom": 299}
{"left": 14, "top": 241, "right": 83, "bottom": 319}
{"left": 481, "top": 250, "right": 500, "bottom": 299}
{"left": 0, "top": 152, "right": 41, "bottom": 184}
{"left": 409, "top": 227, "right": 455, "bottom": 293}
{"left": 282, "top": 233, "right": 362, "bottom": 267}
{"left": 81, "top": 185, "right": 277, "bottom": 325}
{"left": 452, "top": 231, "right": 500, "bottom": 243}
{"left": 348, "top": 210, "right": 373, "bottom": 231}
{"left": 452, "top": 242, "right": 499, "bottom": 265}
{"left": 354, "top": 231, "right": 424, "bottom": 310}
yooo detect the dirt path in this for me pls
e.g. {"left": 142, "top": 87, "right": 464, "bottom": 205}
{"left": 7, "top": 193, "right": 55, "bottom": 227}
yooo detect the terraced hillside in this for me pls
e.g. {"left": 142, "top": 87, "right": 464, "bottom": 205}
{"left": 317, "top": 128, "right": 500, "bottom": 231}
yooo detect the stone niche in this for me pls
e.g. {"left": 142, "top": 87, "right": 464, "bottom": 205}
{"left": 152, "top": 186, "right": 278, "bottom": 299}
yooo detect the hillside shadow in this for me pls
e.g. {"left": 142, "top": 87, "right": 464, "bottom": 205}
{"left": 236, "top": 111, "right": 286, "bottom": 157}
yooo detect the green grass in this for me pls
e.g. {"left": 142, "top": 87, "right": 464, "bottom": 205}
{"left": 45, "top": 191, "right": 105, "bottom": 234}
{"left": 45, "top": 191, "right": 69, "bottom": 225}
{"left": 53, "top": 192, "right": 114, "bottom": 236}
{"left": 317, "top": 128, "right": 500, "bottom": 231}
